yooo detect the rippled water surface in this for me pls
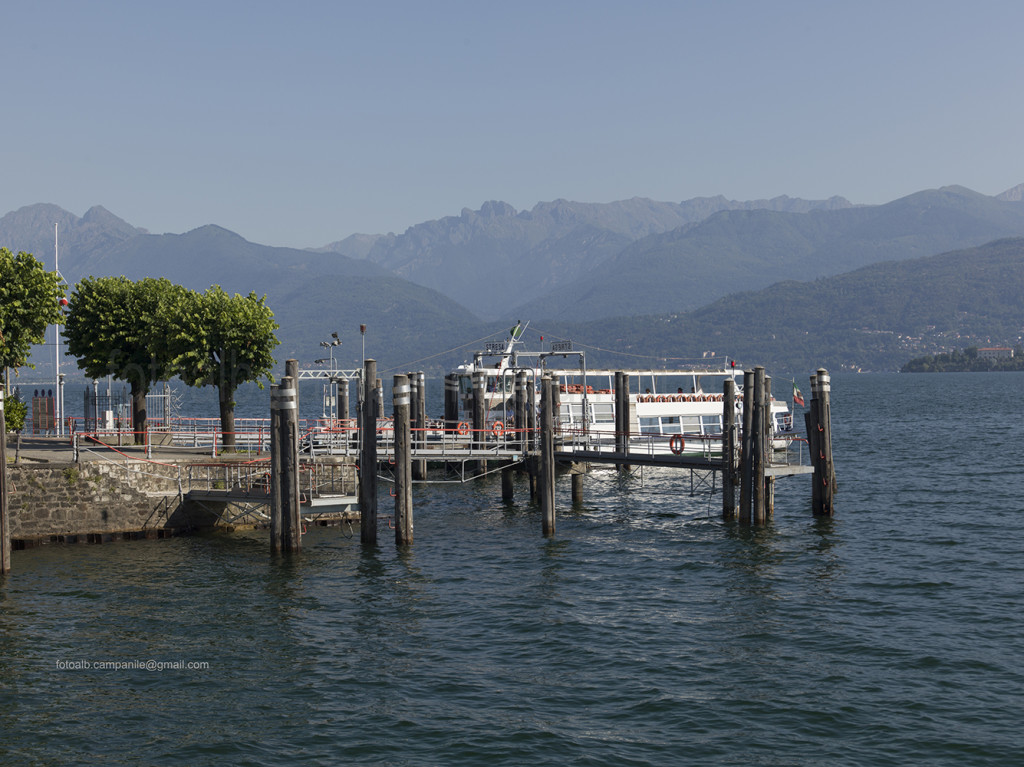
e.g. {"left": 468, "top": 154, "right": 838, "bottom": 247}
{"left": 2, "top": 373, "right": 1023, "bottom": 765}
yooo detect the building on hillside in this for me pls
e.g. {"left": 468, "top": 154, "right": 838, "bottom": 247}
{"left": 977, "top": 347, "right": 1014, "bottom": 359}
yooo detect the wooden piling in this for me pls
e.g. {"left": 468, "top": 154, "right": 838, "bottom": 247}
{"left": 515, "top": 371, "right": 528, "bottom": 452}
{"left": 271, "top": 373, "right": 301, "bottom": 553}
{"left": 615, "top": 371, "right": 631, "bottom": 469}
{"left": 540, "top": 375, "right": 556, "bottom": 536}
{"left": 409, "top": 371, "right": 426, "bottom": 480}
{"left": 283, "top": 371, "right": 302, "bottom": 552}
{"left": 1, "top": 390, "right": 10, "bottom": 575}
{"left": 752, "top": 367, "right": 766, "bottom": 525}
{"left": 339, "top": 378, "right": 350, "bottom": 422}
{"left": 359, "top": 359, "right": 379, "bottom": 545}
{"left": 502, "top": 465, "right": 514, "bottom": 501}
{"left": 527, "top": 377, "right": 538, "bottom": 500}
{"left": 416, "top": 372, "right": 427, "bottom": 479}
{"left": 808, "top": 369, "right": 836, "bottom": 516}
{"left": 269, "top": 383, "right": 284, "bottom": 554}
{"left": 764, "top": 376, "right": 775, "bottom": 519}
{"left": 572, "top": 471, "right": 584, "bottom": 505}
{"left": 739, "top": 369, "right": 754, "bottom": 524}
{"left": 393, "top": 374, "right": 413, "bottom": 545}
{"left": 472, "top": 370, "right": 486, "bottom": 470}
{"left": 722, "top": 377, "right": 737, "bottom": 520}
{"left": 444, "top": 374, "right": 459, "bottom": 433}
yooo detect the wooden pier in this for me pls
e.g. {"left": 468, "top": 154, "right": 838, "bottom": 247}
{"left": 343, "top": 362, "right": 832, "bottom": 547}
{"left": 0, "top": 360, "right": 835, "bottom": 570}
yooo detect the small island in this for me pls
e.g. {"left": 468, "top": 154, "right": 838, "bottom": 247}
{"left": 902, "top": 346, "right": 1024, "bottom": 372}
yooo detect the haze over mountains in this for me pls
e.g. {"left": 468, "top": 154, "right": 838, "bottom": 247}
{"left": 3, "top": 183, "right": 1024, "bottom": 376}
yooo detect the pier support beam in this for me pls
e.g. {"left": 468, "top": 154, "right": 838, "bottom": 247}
{"left": 808, "top": 369, "right": 836, "bottom": 516}
{"left": 1, "top": 390, "right": 10, "bottom": 575}
{"left": 572, "top": 470, "right": 584, "bottom": 506}
{"left": 540, "top": 375, "right": 556, "bottom": 536}
{"left": 270, "top": 384, "right": 283, "bottom": 553}
{"left": 270, "top": 371, "right": 301, "bottom": 554}
{"left": 472, "top": 370, "right": 486, "bottom": 473}
{"left": 393, "top": 374, "right": 413, "bottom": 545}
{"left": 502, "top": 465, "right": 514, "bottom": 502}
{"left": 752, "top": 367, "right": 766, "bottom": 525}
{"left": 359, "top": 359, "right": 379, "bottom": 545}
{"left": 444, "top": 374, "right": 459, "bottom": 434}
{"left": 410, "top": 371, "right": 426, "bottom": 481}
{"left": 765, "top": 376, "right": 775, "bottom": 519}
{"left": 339, "top": 378, "right": 350, "bottom": 423}
{"left": 722, "top": 377, "right": 737, "bottom": 520}
{"left": 515, "top": 371, "right": 528, "bottom": 453}
{"left": 740, "top": 369, "right": 754, "bottom": 524}
{"left": 615, "top": 371, "right": 631, "bottom": 471}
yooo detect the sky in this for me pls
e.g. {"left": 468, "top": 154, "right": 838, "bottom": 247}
{"left": 3, "top": 0, "right": 1023, "bottom": 248}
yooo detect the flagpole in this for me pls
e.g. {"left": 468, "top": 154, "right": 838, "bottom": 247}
{"left": 55, "top": 223, "right": 62, "bottom": 437}
{"left": 54, "top": 223, "right": 65, "bottom": 436}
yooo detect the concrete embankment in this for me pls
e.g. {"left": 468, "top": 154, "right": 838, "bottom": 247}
{"left": 6, "top": 437, "right": 268, "bottom": 547}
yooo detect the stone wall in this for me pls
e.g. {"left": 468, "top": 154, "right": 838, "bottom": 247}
{"left": 8, "top": 461, "right": 187, "bottom": 542}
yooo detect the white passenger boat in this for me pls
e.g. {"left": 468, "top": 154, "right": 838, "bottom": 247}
{"left": 452, "top": 324, "right": 794, "bottom": 457}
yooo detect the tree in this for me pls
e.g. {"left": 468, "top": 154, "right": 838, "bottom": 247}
{"left": 171, "top": 286, "right": 279, "bottom": 451}
{"left": 64, "top": 276, "right": 187, "bottom": 442}
{"left": 0, "top": 247, "right": 64, "bottom": 381}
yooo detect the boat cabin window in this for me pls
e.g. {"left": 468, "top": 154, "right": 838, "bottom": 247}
{"left": 563, "top": 403, "right": 584, "bottom": 423}
{"left": 701, "top": 415, "right": 721, "bottom": 432}
{"left": 592, "top": 403, "right": 614, "bottom": 424}
{"left": 486, "top": 376, "right": 513, "bottom": 393}
{"left": 639, "top": 417, "right": 660, "bottom": 435}
{"left": 680, "top": 416, "right": 701, "bottom": 432}
{"left": 660, "top": 416, "right": 681, "bottom": 435}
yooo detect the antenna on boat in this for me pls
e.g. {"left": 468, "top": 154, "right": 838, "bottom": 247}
{"left": 503, "top": 320, "right": 529, "bottom": 368}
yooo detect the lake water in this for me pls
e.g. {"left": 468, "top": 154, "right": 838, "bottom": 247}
{"left": 2, "top": 372, "right": 1023, "bottom": 765}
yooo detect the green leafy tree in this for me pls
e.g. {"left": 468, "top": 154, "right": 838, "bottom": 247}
{"left": 171, "top": 286, "right": 279, "bottom": 451}
{"left": 0, "top": 247, "right": 64, "bottom": 381}
{"left": 3, "top": 392, "right": 27, "bottom": 432}
{"left": 64, "top": 276, "right": 188, "bottom": 442}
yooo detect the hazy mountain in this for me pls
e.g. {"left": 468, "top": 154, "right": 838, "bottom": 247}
{"left": 6, "top": 185, "right": 1024, "bottom": 377}
{"left": 310, "top": 232, "right": 391, "bottom": 259}
{"left": 1, "top": 209, "right": 480, "bottom": 371}
{"left": 0, "top": 203, "right": 145, "bottom": 273}
{"left": 317, "top": 195, "right": 854, "bottom": 318}
{"left": 526, "top": 237, "right": 1024, "bottom": 375}
{"left": 512, "top": 185, "right": 1024, "bottom": 322}
{"left": 995, "top": 183, "right": 1024, "bottom": 202}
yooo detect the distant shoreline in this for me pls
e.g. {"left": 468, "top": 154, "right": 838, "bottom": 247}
{"left": 901, "top": 347, "right": 1024, "bottom": 373}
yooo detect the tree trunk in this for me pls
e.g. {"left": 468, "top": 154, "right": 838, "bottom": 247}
{"left": 131, "top": 381, "right": 148, "bottom": 445}
{"left": 219, "top": 385, "right": 236, "bottom": 453}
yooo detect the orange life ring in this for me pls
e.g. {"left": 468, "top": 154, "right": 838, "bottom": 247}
{"left": 669, "top": 434, "right": 685, "bottom": 455}
{"left": 457, "top": 421, "right": 470, "bottom": 436}
{"left": 491, "top": 421, "right": 505, "bottom": 437}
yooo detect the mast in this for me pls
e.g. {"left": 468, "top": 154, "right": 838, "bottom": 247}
{"left": 54, "top": 223, "right": 63, "bottom": 437}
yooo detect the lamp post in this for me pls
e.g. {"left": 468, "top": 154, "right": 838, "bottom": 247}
{"left": 318, "top": 334, "right": 341, "bottom": 420}
{"left": 320, "top": 333, "right": 341, "bottom": 374}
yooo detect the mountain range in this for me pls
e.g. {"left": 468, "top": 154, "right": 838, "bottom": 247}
{"left": 3, "top": 183, "right": 1024, "bottom": 379}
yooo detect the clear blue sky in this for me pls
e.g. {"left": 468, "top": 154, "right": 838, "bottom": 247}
{"left": 4, "top": 0, "right": 1022, "bottom": 248}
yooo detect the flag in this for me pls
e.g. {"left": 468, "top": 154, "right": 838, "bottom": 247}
{"left": 510, "top": 322, "right": 523, "bottom": 340}
{"left": 792, "top": 381, "right": 805, "bottom": 407}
